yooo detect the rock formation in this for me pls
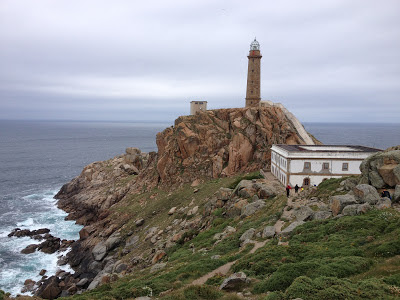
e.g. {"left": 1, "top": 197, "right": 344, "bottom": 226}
{"left": 360, "top": 146, "right": 400, "bottom": 189}
{"left": 156, "top": 106, "right": 318, "bottom": 185}
{"left": 28, "top": 106, "right": 319, "bottom": 298}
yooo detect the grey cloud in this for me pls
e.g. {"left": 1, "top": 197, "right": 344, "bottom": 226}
{"left": 0, "top": 0, "right": 399, "bottom": 122}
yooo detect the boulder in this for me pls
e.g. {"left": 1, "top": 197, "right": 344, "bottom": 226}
{"left": 121, "top": 164, "right": 139, "bottom": 175}
{"left": 216, "top": 188, "right": 233, "bottom": 201}
{"left": 21, "top": 244, "right": 38, "bottom": 254}
{"left": 135, "top": 219, "right": 145, "bottom": 227}
{"left": 394, "top": 185, "right": 400, "bottom": 203}
{"left": 376, "top": 197, "right": 392, "bottom": 209}
{"left": 187, "top": 206, "right": 199, "bottom": 216}
{"left": 313, "top": 211, "right": 332, "bottom": 220}
{"left": 378, "top": 164, "right": 400, "bottom": 187}
{"left": 152, "top": 250, "right": 167, "bottom": 264}
{"left": 360, "top": 149, "right": 400, "bottom": 188}
{"left": 241, "top": 200, "right": 265, "bottom": 218}
{"left": 258, "top": 186, "right": 276, "bottom": 199}
{"left": 38, "top": 235, "right": 61, "bottom": 254}
{"left": 21, "top": 279, "right": 36, "bottom": 293}
{"left": 150, "top": 263, "right": 166, "bottom": 273}
{"left": 262, "top": 226, "right": 276, "bottom": 238}
{"left": 239, "top": 228, "right": 255, "bottom": 243}
{"left": 76, "top": 278, "right": 89, "bottom": 287}
{"left": 369, "top": 171, "right": 385, "bottom": 189}
{"left": 340, "top": 177, "right": 358, "bottom": 191}
{"left": 330, "top": 194, "right": 357, "bottom": 216}
{"left": 168, "top": 207, "right": 177, "bottom": 215}
{"left": 353, "top": 184, "right": 380, "bottom": 204}
{"left": 105, "top": 232, "right": 121, "bottom": 250}
{"left": 35, "top": 276, "right": 61, "bottom": 299}
{"left": 92, "top": 242, "right": 107, "bottom": 261}
{"left": 293, "top": 206, "right": 314, "bottom": 221}
{"left": 280, "top": 221, "right": 305, "bottom": 237}
{"left": 219, "top": 272, "right": 250, "bottom": 291}
{"left": 357, "top": 203, "right": 372, "bottom": 214}
{"left": 214, "top": 226, "right": 236, "bottom": 241}
{"left": 342, "top": 204, "right": 360, "bottom": 216}
{"left": 124, "top": 235, "right": 139, "bottom": 252}
{"left": 235, "top": 180, "right": 256, "bottom": 198}
{"left": 39, "top": 269, "right": 47, "bottom": 276}
{"left": 114, "top": 261, "right": 128, "bottom": 273}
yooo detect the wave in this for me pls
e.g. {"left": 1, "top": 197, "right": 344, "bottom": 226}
{"left": 0, "top": 187, "right": 82, "bottom": 296}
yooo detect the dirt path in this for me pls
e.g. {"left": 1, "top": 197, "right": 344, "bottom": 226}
{"left": 191, "top": 261, "right": 236, "bottom": 285}
{"left": 192, "top": 172, "right": 290, "bottom": 286}
{"left": 191, "top": 239, "right": 268, "bottom": 286}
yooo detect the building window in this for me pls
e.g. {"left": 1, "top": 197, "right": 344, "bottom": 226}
{"left": 303, "top": 178, "right": 310, "bottom": 186}
{"left": 323, "top": 162, "right": 329, "bottom": 170}
{"left": 252, "top": 70, "right": 254, "bottom": 72}
{"left": 304, "top": 162, "right": 311, "bottom": 170}
{"left": 251, "top": 90, "right": 253, "bottom": 94}
{"left": 342, "top": 163, "right": 349, "bottom": 171}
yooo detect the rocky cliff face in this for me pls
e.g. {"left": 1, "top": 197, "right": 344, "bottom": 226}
{"left": 56, "top": 106, "right": 318, "bottom": 225}
{"left": 156, "top": 107, "right": 318, "bottom": 185}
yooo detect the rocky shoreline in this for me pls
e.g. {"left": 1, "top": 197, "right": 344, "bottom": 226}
{"left": 9, "top": 106, "right": 314, "bottom": 298}
{"left": 4, "top": 107, "right": 400, "bottom": 299}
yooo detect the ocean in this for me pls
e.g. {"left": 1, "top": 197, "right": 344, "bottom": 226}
{"left": 0, "top": 120, "right": 168, "bottom": 295}
{"left": 0, "top": 120, "right": 399, "bottom": 294}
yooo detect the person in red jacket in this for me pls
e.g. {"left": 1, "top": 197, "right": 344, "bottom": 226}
{"left": 286, "top": 184, "right": 292, "bottom": 197}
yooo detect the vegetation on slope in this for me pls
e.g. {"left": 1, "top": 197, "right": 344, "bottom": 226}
{"left": 63, "top": 176, "right": 400, "bottom": 300}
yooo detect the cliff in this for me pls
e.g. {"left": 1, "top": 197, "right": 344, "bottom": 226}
{"left": 56, "top": 106, "right": 318, "bottom": 225}
{"left": 156, "top": 107, "right": 318, "bottom": 185}
{"left": 28, "top": 105, "right": 321, "bottom": 298}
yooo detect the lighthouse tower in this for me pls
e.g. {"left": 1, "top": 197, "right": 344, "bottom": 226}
{"left": 245, "top": 38, "right": 262, "bottom": 107}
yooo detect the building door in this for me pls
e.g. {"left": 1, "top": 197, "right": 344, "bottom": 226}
{"left": 303, "top": 177, "right": 310, "bottom": 186}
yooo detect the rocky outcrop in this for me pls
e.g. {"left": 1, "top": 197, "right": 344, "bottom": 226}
{"left": 156, "top": 107, "right": 318, "bottom": 185}
{"left": 56, "top": 149, "right": 157, "bottom": 226}
{"left": 219, "top": 272, "right": 250, "bottom": 291}
{"left": 34, "top": 106, "right": 320, "bottom": 297}
{"left": 360, "top": 146, "right": 400, "bottom": 188}
{"left": 330, "top": 184, "right": 393, "bottom": 217}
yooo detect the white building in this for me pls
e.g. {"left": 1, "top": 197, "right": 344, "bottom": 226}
{"left": 271, "top": 144, "right": 381, "bottom": 187}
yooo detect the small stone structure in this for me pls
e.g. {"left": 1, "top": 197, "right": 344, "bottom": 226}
{"left": 190, "top": 101, "right": 207, "bottom": 115}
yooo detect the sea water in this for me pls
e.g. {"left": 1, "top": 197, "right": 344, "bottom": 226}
{"left": 0, "top": 120, "right": 168, "bottom": 295}
{"left": 0, "top": 120, "right": 398, "bottom": 294}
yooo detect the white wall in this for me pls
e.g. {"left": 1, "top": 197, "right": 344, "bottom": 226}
{"left": 289, "top": 159, "right": 361, "bottom": 175}
{"left": 289, "top": 175, "right": 343, "bottom": 187}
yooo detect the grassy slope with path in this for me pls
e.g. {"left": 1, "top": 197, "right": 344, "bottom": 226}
{"left": 42, "top": 176, "right": 400, "bottom": 300}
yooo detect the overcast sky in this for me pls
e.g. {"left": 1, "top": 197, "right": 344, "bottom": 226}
{"left": 0, "top": 0, "right": 399, "bottom": 123}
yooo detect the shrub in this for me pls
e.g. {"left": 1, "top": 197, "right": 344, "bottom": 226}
{"left": 253, "top": 256, "right": 372, "bottom": 293}
{"left": 285, "top": 276, "right": 397, "bottom": 300}
{"left": 182, "top": 285, "right": 223, "bottom": 299}
{"left": 384, "top": 273, "right": 400, "bottom": 287}
{"left": 205, "top": 274, "right": 225, "bottom": 286}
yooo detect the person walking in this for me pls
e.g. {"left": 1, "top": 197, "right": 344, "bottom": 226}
{"left": 286, "top": 184, "right": 292, "bottom": 197}
{"left": 294, "top": 184, "right": 299, "bottom": 193}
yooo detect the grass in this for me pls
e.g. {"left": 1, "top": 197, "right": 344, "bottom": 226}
{"left": 311, "top": 176, "right": 349, "bottom": 200}
{"left": 59, "top": 174, "right": 400, "bottom": 300}
{"left": 231, "top": 209, "right": 400, "bottom": 299}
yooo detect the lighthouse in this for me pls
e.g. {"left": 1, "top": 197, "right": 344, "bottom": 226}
{"left": 245, "top": 38, "right": 262, "bottom": 107}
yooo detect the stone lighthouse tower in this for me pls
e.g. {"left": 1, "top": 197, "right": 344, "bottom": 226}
{"left": 245, "top": 38, "right": 262, "bottom": 107}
